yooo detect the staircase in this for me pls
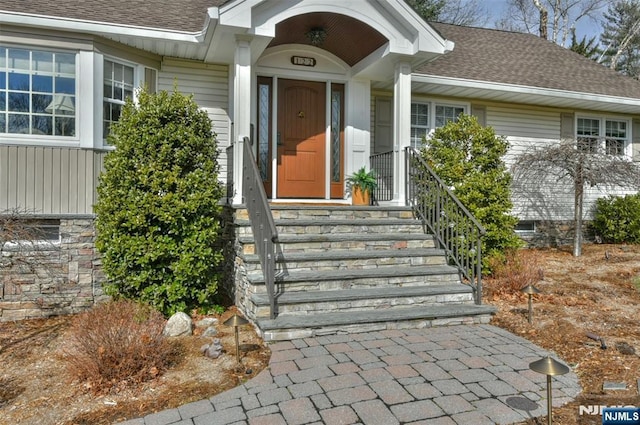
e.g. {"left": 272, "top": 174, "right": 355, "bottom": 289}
{"left": 233, "top": 205, "right": 495, "bottom": 341}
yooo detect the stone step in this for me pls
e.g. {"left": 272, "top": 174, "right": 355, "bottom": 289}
{"left": 242, "top": 248, "right": 448, "bottom": 272}
{"left": 269, "top": 205, "right": 416, "bottom": 221}
{"left": 240, "top": 233, "right": 436, "bottom": 254}
{"left": 236, "top": 218, "right": 425, "bottom": 236}
{"left": 255, "top": 304, "right": 497, "bottom": 341}
{"left": 247, "top": 265, "right": 461, "bottom": 293}
{"left": 249, "top": 284, "right": 475, "bottom": 317}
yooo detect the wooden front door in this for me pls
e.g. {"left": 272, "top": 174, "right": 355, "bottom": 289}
{"left": 277, "top": 79, "right": 326, "bottom": 198}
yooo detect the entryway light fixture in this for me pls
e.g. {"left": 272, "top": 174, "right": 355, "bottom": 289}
{"left": 529, "top": 356, "right": 570, "bottom": 425}
{"left": 223, "top": 314, "right": 249, "bottom": 363}
{"left": 306, "top": 27, "right": 327, "bottom": 46}
{"left": 521, "top": 284, "right": 541, "bottom": 324}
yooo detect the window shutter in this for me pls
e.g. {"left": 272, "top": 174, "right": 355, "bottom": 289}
{"left": 560, "top": 112, "right": 575, "bottom": 140}
{"left": 633, "top": 119, "right": 640, "bottom": 162}
{"left": 471, "top": 104, "right": 486, "bottom": 126}
{"left": 374, "top": 97, "right": 393, "bottom": 153}
{"left": 145, "top": 68, "right": 157, "bottom": 93}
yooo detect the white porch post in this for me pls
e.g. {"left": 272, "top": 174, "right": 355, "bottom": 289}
{"left": 393, "top": 61, "right": 412, "bottom": 204}
{"left": 232, "top": 35, "right": 252, "bottom": 205}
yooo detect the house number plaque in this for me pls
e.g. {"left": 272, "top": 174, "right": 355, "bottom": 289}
{"left": 291, "top": 56, "right": 316, "bottom": 67}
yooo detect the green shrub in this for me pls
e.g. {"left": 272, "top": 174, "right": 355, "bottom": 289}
{"left": 95, "top": 88, "right": 225, "bottom": 315}
{"left": 592, "top": 193, "right": 640, "bottom": 244}
{"left": 419, "top": 114, "right": 523, "bottom": 271}
{"left": 63, "top": 300, "right": 180, "bottom": 394}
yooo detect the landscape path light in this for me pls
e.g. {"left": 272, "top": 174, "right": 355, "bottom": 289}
{"left": 223, "top": 314, "right": 249, "bottom": 363}
{"left": 529, "top": 356, "right": 570, "bottom": 425}
{"left": 521, "top": 284, "right": 541, "bottom": 324}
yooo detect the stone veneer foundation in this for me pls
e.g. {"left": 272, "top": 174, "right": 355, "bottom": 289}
{"left": 0, "top": 217, "right": 107, "bottom": 321}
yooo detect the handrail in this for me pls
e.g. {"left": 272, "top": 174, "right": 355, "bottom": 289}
{"left": 369, "top": 150, "right": 394, "bottom": 202}
{"left": 241, "top": 137, "right": 278, "bottom": 319}
{"left": 405, "top": 147, "right": 486, "bottom": 304}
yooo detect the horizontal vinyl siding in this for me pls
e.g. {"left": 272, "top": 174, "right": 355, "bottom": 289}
{"left": 487, "top": 105, "right": 560, "bottom": 140}
{"left": 159, "top": 60, "right": 230, "bottom": 184}
{"left": 508, "top": 136, "right": 637, "bottom": 221}
{"left": 0, "top": 146, "right": 106, "bottom": 215}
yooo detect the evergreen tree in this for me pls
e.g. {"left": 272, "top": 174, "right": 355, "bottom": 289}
{"left": 600, "top": 0, "right": 640, "bottom": 78}
{"left": 569, "top": 30, "right": 601, "bottom": 60}
{"left": 95, "top": 88, "right": 225, "bottom": 316}
{"left": 419, "top": 114, "right": 522, "bottom": 268}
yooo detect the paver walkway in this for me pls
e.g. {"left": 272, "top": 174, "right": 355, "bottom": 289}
{"left": 118, "top": 324, "right": 580, "bottom": 425}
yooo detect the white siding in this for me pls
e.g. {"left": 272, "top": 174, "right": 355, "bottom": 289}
{"left": 508, "top": 137, "right": 637, "bottom": 221}
{"left": 0, "top": 146, "right": 105, "bottom": 215}
{"left": 487, "top": 105, "right": 560, "bottom": 140}
{"left": 158, "top": 59, "right": 230, "bottom": 183}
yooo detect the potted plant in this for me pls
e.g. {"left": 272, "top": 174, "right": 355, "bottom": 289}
{"left": 346, "top": 166, "right": 378, "bottom": 205}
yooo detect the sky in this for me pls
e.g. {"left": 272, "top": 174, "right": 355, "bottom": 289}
{"left": 481, "top": 0, "right": 607, "bottom": 45}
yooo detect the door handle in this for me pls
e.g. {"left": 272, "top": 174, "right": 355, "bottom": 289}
{"left": 277, "top": 131, "right": 282, "bottom": 146}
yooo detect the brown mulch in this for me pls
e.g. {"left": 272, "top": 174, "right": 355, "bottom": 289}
{"left": 486, "top": 244, "right": 640, "bottom": 425}
{"left": 0, "top": 244, "right": 638, "bottom": 424}
{"left": 0, "top": 305, "right": 270, "bottom": 425}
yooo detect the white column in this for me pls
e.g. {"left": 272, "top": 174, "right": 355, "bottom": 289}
{"left": 345, "top": 78, "right": 371, "bottom": 180}
{"left": 232, "top": 35, "right": 252, "bottom": 205}
{"left": 393, "top": 61, "right": 412, "bottom": 205}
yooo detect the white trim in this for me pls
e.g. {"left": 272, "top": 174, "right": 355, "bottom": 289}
{"left": 413, "top": 74, "right": 640, "bottom": 108}
{"left": 0, "top": 12, "right": 203, "bottom": 42}
{"left": 0, "top": 44, "right": 80, "bottom": 145}
{"left": 576, "top": 113, "right": 633, "bottom": 158}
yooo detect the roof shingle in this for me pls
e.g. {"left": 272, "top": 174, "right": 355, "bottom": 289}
{"left": 0, "top": 0, "right": 227, "bottom": 32}
{"left": 421, "top": 22, "right": 640, "bottom": 99}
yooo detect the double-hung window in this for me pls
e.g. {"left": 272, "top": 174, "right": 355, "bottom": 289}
{"left": 0, "top": 46, "right": 76, "bottom": 136}
{"left": 103, "top": 59, "right": 135, "bottom": 140}
{"left": 410, "top": 103, "right": 429, "bottom": 148}
{"left": 577, "top": 117, "right": 629, "bottom": 156}
{"left": 410, "top": 101, "right": 466, "bottom": 148}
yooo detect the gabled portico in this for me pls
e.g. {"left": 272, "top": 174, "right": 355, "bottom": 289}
{"left": 207, "top": 0, "right": 453, "bottom": 204}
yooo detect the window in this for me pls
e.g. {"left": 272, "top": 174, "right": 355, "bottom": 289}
{"left": 103, "top": 59, "right": 134, "bottom": 139}
{"left": 515, "top": 220, "right": 536, "bottom": 233}
{"left": 577, "top": 117, "right": 629, "bottom": 156}
{"left": 0, "top": 219, "right": 60, "bottom": 244}
{"left": 410, "top": 101, "right": 466, "bottom": 148}
{"left": 435, "top": 105, "right": 465, "bottom": 128}
{"left": 411, "top": 103, "right": 429, "bottom": 148}
{"left": 0, "top": 46, "right": 76, "bottom": 136}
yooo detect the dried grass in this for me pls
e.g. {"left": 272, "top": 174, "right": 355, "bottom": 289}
{"left": 486, "top": 248, "right": 544, "bottom": 295}
{"left": 62, "top": 300, "right": 181, "bottom": 394}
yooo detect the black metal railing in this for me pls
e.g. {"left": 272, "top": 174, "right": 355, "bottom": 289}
{"left": 405, "top": 147, "right": 486, "bottom": 304}
{"left": 226, "top": 144, "right": 234, "bottom": 202}
{"left": 370, "top": 150, "right": 394, "bottom": 202}
{"left": 241, "top": 137, "right": 278, "bottom": 319}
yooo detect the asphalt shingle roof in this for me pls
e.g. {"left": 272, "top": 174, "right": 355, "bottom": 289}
{"left": 421, "top": 22, "right": 640, "bottom": 99}
{"left": 4, "top": 2, "right": 640, "bottom": 100}
{"left": 0, "top": 0, "right": 227, "bottom": 32}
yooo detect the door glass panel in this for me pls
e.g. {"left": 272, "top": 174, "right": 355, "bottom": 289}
{"left": 331, "top": 89, "right": 341, "bottom": 182}
{"left": 258, "top": 83, "right": 270, "bottom": 181}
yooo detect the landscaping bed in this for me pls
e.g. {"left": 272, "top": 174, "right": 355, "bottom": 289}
{"left": 0, "top": 243, "right": 638, "bottom": 424}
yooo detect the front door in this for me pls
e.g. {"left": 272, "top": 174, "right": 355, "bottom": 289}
{"left": 277, "top": 79, "right": 326, "bottom": 198}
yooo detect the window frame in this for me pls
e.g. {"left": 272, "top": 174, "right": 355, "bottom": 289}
{"left": 410, "top": 99, "right": 469, "bottom": 148}
{"left": 0, "top": 45, "right": 78, "bottom": 140}
{"left": 576, "top": 115, "right": 631, "bottom": 157}
{"left": 102, "top": 57, "right": 140, "bottom": 145}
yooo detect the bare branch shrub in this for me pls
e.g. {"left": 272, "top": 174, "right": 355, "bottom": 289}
{"left": 63, "top": 299, "right": 181, "bottom": 394}
{"left": 513, "top": 139, "right": 640, "bottom": 256}
{"left": 487, "top": 249, "right": 544, "bottom": 296}
{"left": 0, "top": 208, "right": 60, "bottom": 275}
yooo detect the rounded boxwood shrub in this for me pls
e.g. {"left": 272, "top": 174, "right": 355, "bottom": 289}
{"left": 592, "top": 193, "right": 640, "bottom": 244}
{"left": 95, "top": 88, "right": 224, "bottom": 315}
